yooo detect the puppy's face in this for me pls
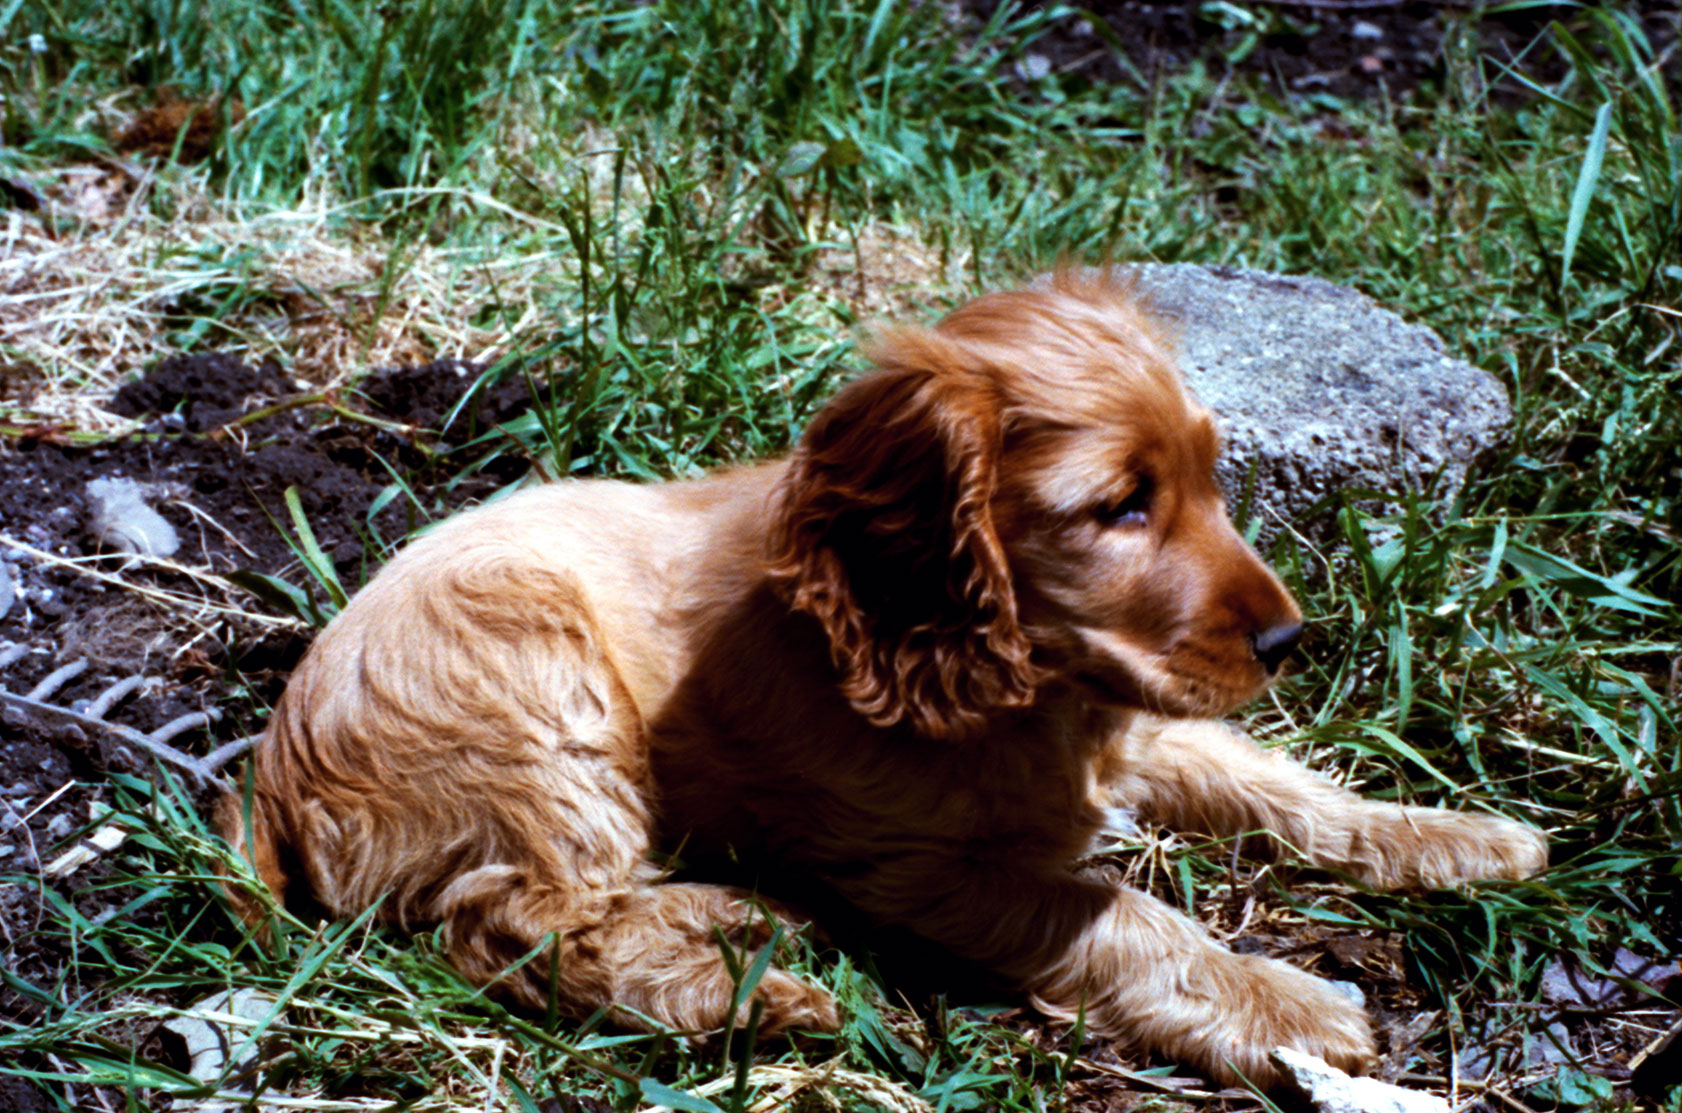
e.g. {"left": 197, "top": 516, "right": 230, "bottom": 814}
{"left": 993, "top": 403, "right": 1300, "bottom": 718}
{"left": 942, "top": 283, "right": 1302, "bottom": 719}
{"left": 772, "top": 272, "right": 1302, "bottom": 736}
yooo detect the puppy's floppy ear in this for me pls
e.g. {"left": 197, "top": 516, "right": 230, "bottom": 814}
{"left": 768, "top": 328, "right": 1041, "bottom": 740}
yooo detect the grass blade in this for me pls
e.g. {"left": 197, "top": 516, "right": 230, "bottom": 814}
{"left": 1561, "top": 99, "right": 1613, "bottom": 287}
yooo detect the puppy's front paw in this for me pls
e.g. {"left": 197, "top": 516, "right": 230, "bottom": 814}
{"left": 1191, "top": 953, "right": 1377, "bottom": 1089}
{"left": 1352, "top": 809, "right": 1547, "bottom": 890}
{"left": 1430, "top": 814, "right": 1547, "bottom": 886}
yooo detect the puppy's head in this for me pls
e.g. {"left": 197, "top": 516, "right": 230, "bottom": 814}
{"left": 769, "top": 270, "right": 1301, "bottom": 737}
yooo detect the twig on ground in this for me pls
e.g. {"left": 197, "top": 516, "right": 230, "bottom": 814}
{"left": 1076, "top": 1056, "right": 1239, "bottom": 1099}
{"left": 0, "top": 662, "right": 255, "bottom": 786}
{"left": 0, "top": 534, "right": 302, "bottom": 629}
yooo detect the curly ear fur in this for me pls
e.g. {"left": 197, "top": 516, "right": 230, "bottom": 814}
{"left": 767, "top": 329, "right": 1042, "bottom": 739}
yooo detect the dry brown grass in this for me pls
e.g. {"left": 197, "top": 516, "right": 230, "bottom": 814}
{"left": 0, "top": 168, "right": 568, "bottom": 431}
{"left": 0, "top": 153, "right": 959, "bottom": 438}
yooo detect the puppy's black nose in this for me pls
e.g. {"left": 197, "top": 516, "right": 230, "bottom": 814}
{"left": 1250, "top": 622, "right": 1301, "bottom": 674}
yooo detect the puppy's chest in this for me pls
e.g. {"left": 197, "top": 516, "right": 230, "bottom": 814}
{"left": 654, "top": 724, "right": 1106, "bottom": 870}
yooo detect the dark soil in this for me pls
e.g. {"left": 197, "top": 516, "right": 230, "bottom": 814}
{"left": 0, "top": 352, "right": 533, "bottom": 1053}
{"left": 999, "top": 0, "right": 1678, "bottom": 102}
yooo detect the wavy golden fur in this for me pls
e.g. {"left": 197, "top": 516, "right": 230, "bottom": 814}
{"left": 222, "top": 271, "right": 1547, "bottom": 1087}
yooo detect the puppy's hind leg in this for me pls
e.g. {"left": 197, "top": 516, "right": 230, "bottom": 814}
{"left": 440, "top": 868, "right": 837, "bottom": 1035}
{"left": 1103, "top": 716, "right": 1547, "bottom": 889}
{"left": 250, "top": 545, "right": 836, "bottom": 1037}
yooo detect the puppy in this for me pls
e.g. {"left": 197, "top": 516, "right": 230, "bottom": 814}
{"left": 222, "top": 270, "right": 1546, "bottom": 1087}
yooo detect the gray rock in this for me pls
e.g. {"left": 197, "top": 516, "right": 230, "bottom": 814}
{"left": 1538, "top": 948, "right": 1678, "bottom": 1008}
{"left": 1525, "top": 1022, "right": 1577, "bottom": 1068}
{"left": 1128, "top": 264, "right": 1511, "bottom": 548}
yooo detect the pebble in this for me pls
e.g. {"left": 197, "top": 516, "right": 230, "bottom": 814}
{"left": 85, "top": 476, "right": 181, "bottom": 559}
{"left": 1015, "top": 53, "right": 1051, "bottom": 82}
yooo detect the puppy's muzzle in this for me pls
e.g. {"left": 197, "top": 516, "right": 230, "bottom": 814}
{"left": 1249, "top": 622, "right": 1302, "bottom": 675}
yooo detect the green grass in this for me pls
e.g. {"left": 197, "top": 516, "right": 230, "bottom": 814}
{"left": 1, "top": 0, "right": 1678, "bottom": 1110}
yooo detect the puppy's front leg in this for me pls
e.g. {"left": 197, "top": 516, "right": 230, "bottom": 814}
{"left": 899, "top": 870, "right": 1374, "bottom": 1088}
{"left": 1103, "top": 716, "right": 1547, "bottom": 889}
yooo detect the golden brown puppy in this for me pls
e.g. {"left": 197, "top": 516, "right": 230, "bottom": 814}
{"left": 222, "top": 270, "right": 1546, "bottom": 1087}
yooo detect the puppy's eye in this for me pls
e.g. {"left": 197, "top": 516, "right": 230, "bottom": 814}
{"left": 1093, "top": 480, "right": 1152, "bottom": 528}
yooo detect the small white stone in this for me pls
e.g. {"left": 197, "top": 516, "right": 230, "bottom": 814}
{"left": 1016, "top": 53, "right": 1052, "bottom": 82}
{"left": 162, "top": 989, "right": 282, "bottom": 1111}
{"left": 44, "top": 823, "right": 129, "bottom": 878}
{"left": 163, "top": 989, "right": 280, "bottom": 1079}
{"left": 1272, "top": 1048, "right": 1449, "bottom": 1113}
{"left": 85, "top": 477, "right": 180, "bottom": 559}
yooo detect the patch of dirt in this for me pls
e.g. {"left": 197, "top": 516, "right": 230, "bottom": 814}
{"left": 106, "top": 350, "right": 295, "bottom": 433}
{"left": 113, "top": 91, "right": 246, "bottom": 164}
{"left": 990, "top": 1, "right": 1678, "bottom": 102}
{"left": 0, "top": 353, "right": 533, "bottom": 1043}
